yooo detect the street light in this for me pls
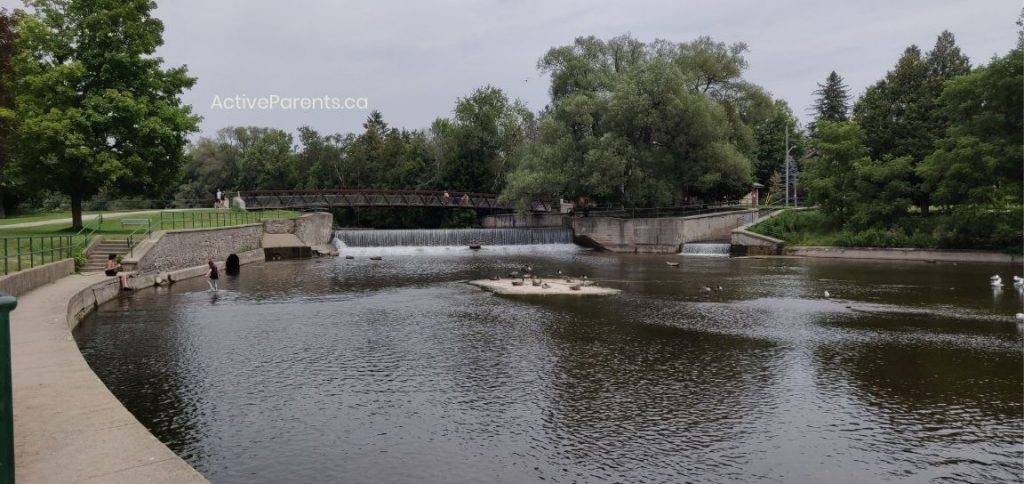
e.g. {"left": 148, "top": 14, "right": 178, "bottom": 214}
{"left": 784, "top": 124, "right": 799, "bottom": 208}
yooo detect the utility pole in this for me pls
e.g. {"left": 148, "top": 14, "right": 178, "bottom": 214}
{"left": 784, "top": 124, "right": 790, "bottom": 207}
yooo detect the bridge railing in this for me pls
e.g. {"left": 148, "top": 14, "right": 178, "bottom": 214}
{"left": 580, "top": 201, "right": 756, "bottom": 219}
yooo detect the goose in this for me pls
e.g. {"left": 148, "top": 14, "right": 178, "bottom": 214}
{"left": 666, "top": 261, "right": 680, "bottom": 267}
{"left": 700, "top": 286, "right": 712, "bottom": 293}
{"left": 570, "top": 283, "right": 582, "bottom": 291}
{"left": 369, "top": 256, "right": 383, "bottom": 261}
{"left": 1017, "top": 313, "right": 1024, "bottom": 320}
{"left": 824, "top": 290, "right": 831, "bottom": 298}
{"left": 1013, "top": 275, "right": 1023, "bottom": 286}
{"left": 542, "top": 283, "right": 550, "bottom": 289}
{"left": 511, "top": 280, "right": 524, "bottom": 287}
{"left": 991, "top": 275, "right": 1003, "bottom": 287}
{"left": 344, "top": 255, "right": 355, "bottom": 260}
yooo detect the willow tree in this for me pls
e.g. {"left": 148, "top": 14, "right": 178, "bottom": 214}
{"left": 502, "top": 34, "right": 770, "bottom": 209}
{"left": 13, "top": 0, "right": 198, "bottom": 228}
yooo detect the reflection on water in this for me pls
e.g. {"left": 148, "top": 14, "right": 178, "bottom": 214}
{"left": 74, "top": 247, "right": 1024, "bottom": 483}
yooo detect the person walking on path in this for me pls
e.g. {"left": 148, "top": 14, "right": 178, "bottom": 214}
{"left": 206, "top": 260, "right": 219, "bottom": 291}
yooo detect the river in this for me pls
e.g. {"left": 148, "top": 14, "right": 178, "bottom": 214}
{"left": 74, "top": 245, "right": 1023, "bottom": 483}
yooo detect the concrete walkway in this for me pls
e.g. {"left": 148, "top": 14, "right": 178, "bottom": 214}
{"left": 10, "top": 273, "right": 207, "bottom": 483}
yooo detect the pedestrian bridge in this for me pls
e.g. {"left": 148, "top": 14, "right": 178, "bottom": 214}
{"left": 238, "top": 189, "right": 553, "bottom": 212}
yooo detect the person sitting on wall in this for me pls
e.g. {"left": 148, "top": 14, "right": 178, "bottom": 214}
{"left": 104, "top": 254, "right": 130, "bottom": 290}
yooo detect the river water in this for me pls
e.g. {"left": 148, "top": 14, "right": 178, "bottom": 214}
{"left": 74, "top": 246, "right": 1023, "bottom": 483}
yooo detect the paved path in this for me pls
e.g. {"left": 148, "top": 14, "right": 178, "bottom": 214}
{"left": 0, "top": 211, "right": 161, "bottom": 230}
{"left": 0, "top": 208, "right": 216, "bottom": 230}
{"left": 10, "top": 273, "right": 208, "bottom": 483}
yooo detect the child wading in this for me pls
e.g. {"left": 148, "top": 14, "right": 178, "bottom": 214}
{"left": 206, "top": 260, "right": 219, "bottom": 291}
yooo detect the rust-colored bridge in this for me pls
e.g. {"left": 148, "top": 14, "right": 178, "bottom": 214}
{"left": 239, "top": 189, "right": 553, "bottom": 212}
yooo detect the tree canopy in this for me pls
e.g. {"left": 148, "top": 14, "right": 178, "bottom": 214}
{"left": 502, "top": 34, "right": 772, "bottom": 209}
{"left": 11, "top": 0, "right": 199, "bottom": 228}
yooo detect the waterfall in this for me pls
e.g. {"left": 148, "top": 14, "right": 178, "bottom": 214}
{"left": 334, "top": 227, "right": 574, "bottom": 247}
{"left": 680, "top": 243, "right": 732, "bottom": 257}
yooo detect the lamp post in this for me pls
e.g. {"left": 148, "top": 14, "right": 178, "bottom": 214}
{"left": 784, "top": 124, "right": 799, "bottom": 207}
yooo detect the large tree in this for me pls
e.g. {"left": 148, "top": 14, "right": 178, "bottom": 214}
{"left": 853, "top": 32, "right": 970, "bottom": 213}
{"left": 918, "top": 46, "right": 1022, "bottom": 208}
{"left": 0, "top": 9, "right": 16, "bottom": 218}
{"left": 503, "top": 34, "right": 769, "bottom": 209}
{"left": 13, "top": 0, "right": 199, "bottom": 229}
{"left": 812, "top": 71, "right": 851, "bottom": 123}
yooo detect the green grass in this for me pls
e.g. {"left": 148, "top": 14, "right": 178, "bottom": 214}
{"left": 0, "top": 209, "right": 300, "bottom": 274}
{"left": 750, "top": 208, "right": 1023, "bottom": 253}
{"left": 0, "top": 211, "right": 95, "bottom": 226}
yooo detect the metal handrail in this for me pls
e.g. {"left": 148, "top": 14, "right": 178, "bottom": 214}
{"left": 0, "top": 292, "right": 16, "bottom": 483}
{"left": 125, "top": 221, "right": 152, "bottom": 257}
{"left": 1, "top": 235, "right": 74, "bottom": 275}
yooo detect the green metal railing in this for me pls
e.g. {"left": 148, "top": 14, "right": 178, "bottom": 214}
{"left": 0, "top": 293, "right": 16, "bottom": 483}
{"left": 1, "top": 236, "right": 75, "bottom": 276}
{"left": 157, "top": 210, "right": 265, "bottom": 231}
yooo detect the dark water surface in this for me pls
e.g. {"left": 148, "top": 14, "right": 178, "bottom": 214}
{"left": 75, "top": 246, "right": 1024, "bottom": 483}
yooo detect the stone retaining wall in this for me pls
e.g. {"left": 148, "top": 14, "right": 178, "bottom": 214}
{"left": 0, "top": 259, "right": 75, "bottom": 297}
{"left": 124, "top": 224, "right": 263, "bottom": 273}
{"left": 573, "top": 210, "right": 759, "bottom": 253}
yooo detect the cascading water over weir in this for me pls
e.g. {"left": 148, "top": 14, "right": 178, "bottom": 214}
{"left": 334, "top": 227, "right": 574, "bottom": 248}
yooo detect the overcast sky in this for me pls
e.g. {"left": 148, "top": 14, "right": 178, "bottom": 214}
{"left": 3, "top": 0, "right": 1019, "bottom": 138}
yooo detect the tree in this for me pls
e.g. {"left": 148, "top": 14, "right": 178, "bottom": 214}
{"left": 13, "top": 0, "right": 199, "bottom": 229}
{"left": 853, "top": 32, "right": 970, "bottom": 214}
{"left": 812, "top": 71, "right": 851, "bottom": 123}
{"left": 0, "top": 9, "right": 16, "bottom": 218}
{"left": 435, "top": 86, "right": 534, "bottom": 193}
{"left": 504, "top": 34, "right": 764, "bottom": 209}
{"left": 752, "top": 100, "right": 803, "bottom": 186}
{"left": 918, "top": 46, "right": 1022, "bottom": 208}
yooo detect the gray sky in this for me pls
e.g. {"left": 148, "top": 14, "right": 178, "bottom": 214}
{"left": 3, "top": 0, "right": 1020, "bottom": 137}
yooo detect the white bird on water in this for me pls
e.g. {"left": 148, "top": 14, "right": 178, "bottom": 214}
{"left": 1013, "top": 275, "right": 1023, "bottom": 286}
{"left": 824, "top": 290, "right": 831, "bottom": 298}
{"left": 1016, "top": 313, "right": 1024, "bottom": 320}
{"left": 991, "top": 275, "right": 1003, "bottom": 287}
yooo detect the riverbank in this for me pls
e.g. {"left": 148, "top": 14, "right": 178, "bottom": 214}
{"left": 6, "top": 212, "right": 334, "bottom": 482}
{"left": 10, "top": 273, "right": 208, "bottom": 482}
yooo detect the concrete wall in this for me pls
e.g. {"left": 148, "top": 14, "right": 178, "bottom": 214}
{"left": 786, "top": 246, "right": 1022, "bottom": 264}
{"left": 731, "top": 209, "right": 785, "bottom": 256}
{"left": 573, "top": 209, "right": 759, "bottom": 253}
{"left": 263, "top": 213, "right": 333, "bottom": 245}
{"left": 0, "top": 259, "right": 75, "bottom": 297}
{"left": 481, "top": 213, "right": 569, "bottom": 228}
{"left": 293, "top": 212, "right": 334, "bottom": 245}
{"left": 124, "top": 224, "right": 263, "bottom": 273}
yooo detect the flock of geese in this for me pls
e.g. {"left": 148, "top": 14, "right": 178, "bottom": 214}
{"left": 490, "top": 266, "right": 596, "bottom": 291}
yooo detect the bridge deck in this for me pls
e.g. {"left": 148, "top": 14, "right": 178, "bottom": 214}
{"left": 239, "top": 189, "right": 551, "bottom": 212}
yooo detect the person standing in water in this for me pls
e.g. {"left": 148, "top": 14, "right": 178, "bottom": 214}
{"left": 206, "top": 260, "right": 219, "bottom": 291}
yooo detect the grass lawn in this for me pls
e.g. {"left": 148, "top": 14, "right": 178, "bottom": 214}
{"left": 1, "top": 209, "right": 301, "bottom": 274}
{"left": 0, "top": 211, "right": 97, "bottom": 226}
{"left": 0, "top": 209, "right": 299, "bottom": 238}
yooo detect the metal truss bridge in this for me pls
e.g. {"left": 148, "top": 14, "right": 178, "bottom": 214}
{"left": 239, "top": 189, "right": 552, "bottom": 212}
